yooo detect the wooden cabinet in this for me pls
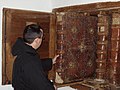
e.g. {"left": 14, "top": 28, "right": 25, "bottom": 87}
{"left": 2, "top": 2, "right": 120, "bottom": 89}
{"left": 53, "top": 2, "right": 120, "bottom": 88}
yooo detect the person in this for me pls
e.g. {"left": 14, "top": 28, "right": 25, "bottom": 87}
{"left": 11, "top": 24, "right": 59, "bottom": 90}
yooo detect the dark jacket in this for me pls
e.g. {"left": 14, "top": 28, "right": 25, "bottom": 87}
{"left": 11, "top": 37, "right": 55, "bottom": 90}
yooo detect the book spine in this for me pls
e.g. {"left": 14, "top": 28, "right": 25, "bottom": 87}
{"left": 96, "top": 12, "right": 111, "bottom": 80}
{"left": 55, "top": 12, "right": 65, "bottom": 83}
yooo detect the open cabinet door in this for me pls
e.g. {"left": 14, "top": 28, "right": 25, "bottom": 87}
{"left": 2, "top": 8, "right": 54, "bottom": 84}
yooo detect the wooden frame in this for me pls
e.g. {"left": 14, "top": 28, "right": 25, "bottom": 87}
{"left": 2, "top": 8, "right": 53, "bottom": 85}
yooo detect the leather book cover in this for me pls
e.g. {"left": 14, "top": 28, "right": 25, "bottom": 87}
{"left": 55, "top": 12, "right": 98, "bottom": 84}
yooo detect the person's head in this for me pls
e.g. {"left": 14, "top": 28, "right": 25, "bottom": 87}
{"left": 23, "top": 24, "right": 43, "bottom": 49}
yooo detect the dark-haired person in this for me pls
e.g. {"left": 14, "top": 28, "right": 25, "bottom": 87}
{"left": 11, "top": 24, "right": 59, "bottom": 90}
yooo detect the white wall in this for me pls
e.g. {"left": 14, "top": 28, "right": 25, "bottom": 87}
{"left": 0, "top": 0, "right": 52, "bottom": 90}
{"left": 52, "top": 0, "right": 119, "bottom": 8}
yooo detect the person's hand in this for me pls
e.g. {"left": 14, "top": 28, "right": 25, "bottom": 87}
{"left": 54, "top": 85, "right": 57, "bottom": 90}
{"left": 52, "top": 55, "right": 59, "bottom": 64}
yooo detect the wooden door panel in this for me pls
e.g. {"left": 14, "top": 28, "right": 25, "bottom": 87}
{"left": 2, "top": 8, "right": 51, "bottom": 84}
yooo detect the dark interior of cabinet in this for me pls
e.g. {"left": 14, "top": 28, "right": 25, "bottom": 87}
{"left": 2, "top": 8, "right": 54, "bottom": 84}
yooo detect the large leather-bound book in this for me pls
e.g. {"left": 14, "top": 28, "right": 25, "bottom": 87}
{"left": 55, "top": 12, "right": 98, "bottom": 84}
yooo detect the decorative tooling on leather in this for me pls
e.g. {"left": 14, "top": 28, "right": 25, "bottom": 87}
{"left": 55, "top": 12, "right": 98, "bottom": 83}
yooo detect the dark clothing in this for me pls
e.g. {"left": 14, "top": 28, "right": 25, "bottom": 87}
{"left": 11, "top": 37, "right": 55, "bottom": 90}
